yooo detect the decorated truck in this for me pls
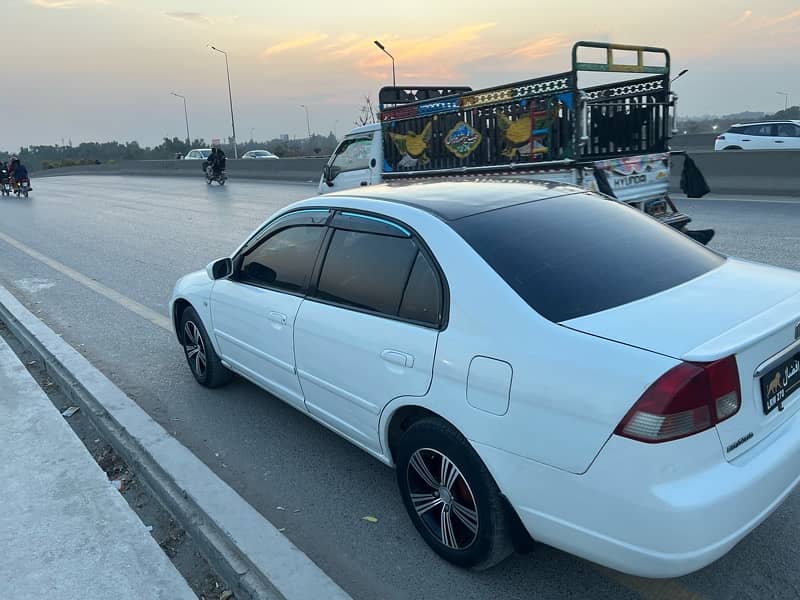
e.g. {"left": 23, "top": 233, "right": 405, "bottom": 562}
{"left": 320, "top": 41, "right": 713, "bottom": 243}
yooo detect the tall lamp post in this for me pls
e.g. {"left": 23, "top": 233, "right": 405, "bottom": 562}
{"left": 670, "top": 69, "right": 688, "bottom": 85}
{"left": 777, "top": 91, "right": 790, "bottom": 111}
{"left": 170, "top": 92, "right": 191, "bottom": 146}
{"left": 373, "top": 40, "right": 396, "bottom": 87}
{"left": 300, "top": 104, "right": 311, "bottom": 138}
{"left": 208, "top": 45, "right": 238, "bottom": 158}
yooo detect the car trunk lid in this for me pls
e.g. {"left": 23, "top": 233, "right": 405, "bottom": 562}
{"left": 563, "top": 258, "right": 800, "bottom": 459}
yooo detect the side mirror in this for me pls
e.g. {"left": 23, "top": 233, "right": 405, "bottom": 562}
{"left": 206, "top": 257, "right": 233, "bottom": 280}
{"left": 322, "top": 165, "right": 334, "bottom": 187}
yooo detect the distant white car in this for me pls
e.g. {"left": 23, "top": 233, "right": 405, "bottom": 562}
{"left": 715, "top": 120, "right": 800, "bottom": 151}
{"left": 184, "top": 149, "right": 212, "bottom": 160}
{"left": 242, "top": 150, "right": 279, "bottom": 160}
{"left": 171, "top": 180, "right": 800, "bottom": 577}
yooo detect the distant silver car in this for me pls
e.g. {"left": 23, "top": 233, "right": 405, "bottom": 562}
{"left": 184, "top": 149, "right": 212, "bottom": 160}
{"left": 242, "top": 150, "right": 279, "bottom": 159}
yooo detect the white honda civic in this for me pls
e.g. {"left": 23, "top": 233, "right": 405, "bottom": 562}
{"left": 170, "top": 181, "right": 800, "bottom": 576}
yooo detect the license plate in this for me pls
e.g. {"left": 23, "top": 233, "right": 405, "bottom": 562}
{"left": 761, "top": 350, "right": 800, "bottom": 414}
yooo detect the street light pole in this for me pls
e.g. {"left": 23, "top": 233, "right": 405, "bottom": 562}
{"left": 373, "top": 40, "right": 396, "bottom": 87}
{"left": 170, "top": 92, "right": 191, "bottom": 145}
{"left": 209, "top": 45, "right": 238, "bottom": 158}
{"left": 670, "top": 69, "right": 688, "bottom": 85}
{"left": 777, "top": 91, "right": 789, "bottom": 111}
{"left": 300, "top": 104, "right": 311, "bottom": 138}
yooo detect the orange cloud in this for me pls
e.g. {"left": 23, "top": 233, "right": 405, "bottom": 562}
{"left": 321, "top": 23, "right": 497, "bottom": 82}
{"left": 508, "top": 36, "right": 568, "bottom": 60}
{"left": 263, "top": 33, "right": 329, "bottom": 57}
{"left": 165, "top": 12, "right": 213, "bottom": 25}
{"left": 30, "top": 0, "right": 76, "bottom": 7}
{"left": 30, "top": 0, "right": 108, "bottom": 6}
{"left": 763, "top": 8, "right": 800, "bottom": 27}
{"left": 729, "top": 10, "right": 752, "bottom": 27}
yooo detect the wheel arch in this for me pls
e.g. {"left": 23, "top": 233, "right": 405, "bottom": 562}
{"left": 172, "top": 298, "right": 192, "bottom": 343}
{"left": 384, "top": 404, "right": 447, "bottom": 466}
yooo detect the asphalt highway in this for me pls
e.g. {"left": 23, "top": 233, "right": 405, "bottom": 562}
{"left": 1, "top": 176, "right": 799, "bottom": 600}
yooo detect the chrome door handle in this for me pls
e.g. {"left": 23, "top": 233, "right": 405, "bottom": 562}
{"left": 381, "top": 349, "right": 414, "bottom": 368}
{"left": 268, "top": 311, "right": 287, "bottom": 325}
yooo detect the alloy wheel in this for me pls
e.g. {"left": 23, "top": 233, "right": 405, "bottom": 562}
{"left": 183, "top": 320, "right": 207, "bottom": 378}
{"left": 406, "top": 448, "right": 480, "bottom": 550}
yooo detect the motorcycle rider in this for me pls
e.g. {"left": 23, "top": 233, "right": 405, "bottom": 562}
{"left": 211, "top": 147, "right": 226, "bottom": 177}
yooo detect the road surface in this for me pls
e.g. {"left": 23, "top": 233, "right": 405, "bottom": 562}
{"left": 1, "top": 176, "right": 799, "bottom": 600}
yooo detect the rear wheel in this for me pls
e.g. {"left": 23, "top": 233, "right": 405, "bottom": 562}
{"left": 723, "top": 146, "right": 742, "bottom": 150}
{"left": 396, "top": 417, "right": 514, "bottom": 570}
{"left": 180, "top": 306, "right": 232, "bottom": 388}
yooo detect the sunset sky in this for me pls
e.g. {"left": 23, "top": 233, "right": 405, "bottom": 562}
{"left": 3, "top": 0, "right": 799, "bottom": 150}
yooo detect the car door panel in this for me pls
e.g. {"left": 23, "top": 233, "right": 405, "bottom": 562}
{"left": 210, "top": 281, "right": 305, "bottom": 409}
{"left": 294, "top": 300, "right": 437, "bottom": 453}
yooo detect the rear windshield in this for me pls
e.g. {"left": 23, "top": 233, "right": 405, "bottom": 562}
{"left": 452, "top": 193, "right": 724, "bottom": 322}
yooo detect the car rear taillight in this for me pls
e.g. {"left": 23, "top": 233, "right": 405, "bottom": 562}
{"left": 615, "top": 356, "right": 741, "bottom": 443}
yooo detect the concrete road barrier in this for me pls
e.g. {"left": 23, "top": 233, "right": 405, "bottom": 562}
{"left": 35, "top": 157, "right": 328, "bottom": 183}
{"left": 670, "top": 150, "right": 800, "bottom": 197}
{"left": 32, "top": 150, "right": 799, "bottom": 198}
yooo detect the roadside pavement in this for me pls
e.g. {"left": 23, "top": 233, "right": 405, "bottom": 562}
{"left": 0, "top": 334, "right": 196, "bottom": 600}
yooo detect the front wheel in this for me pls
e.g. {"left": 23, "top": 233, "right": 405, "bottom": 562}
{"left": 179, "top": 306, "right": 232, "bottom": 388}
{"left": 396, "top": 417, "right": 514, "bottom": 570}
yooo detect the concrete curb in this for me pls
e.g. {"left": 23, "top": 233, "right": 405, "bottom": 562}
{"left": 0, "top": 285, "right": 351, "bottom": 600}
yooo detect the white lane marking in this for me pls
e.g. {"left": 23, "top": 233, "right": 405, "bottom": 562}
{"left": 14, "top": 278, "right": 56, "bottom": 293}
{"left": 0, "top": 231, "right": 172, "bottom": 332}
{"left": 681, "top": 195, "right": 800, "bottom": 205}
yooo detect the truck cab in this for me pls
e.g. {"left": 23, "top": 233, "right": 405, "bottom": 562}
{"left": 319, "top": 124, "right": 382, "bottom": 193}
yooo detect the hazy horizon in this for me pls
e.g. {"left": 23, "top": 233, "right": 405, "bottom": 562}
{"left": 4, "top": 0, "right": 798, "bottom": 151}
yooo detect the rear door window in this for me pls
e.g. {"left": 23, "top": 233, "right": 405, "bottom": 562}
{"left": 777, "top": 123, "right": 800, "bottom": 137}
{"left": 452, "top": 193, "right": 724, "bottom": 322}
{"left": 316, "top": 229, "right": 417, "bottom": 315}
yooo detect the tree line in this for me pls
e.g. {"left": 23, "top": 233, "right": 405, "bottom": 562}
{"left": 1, "top": 133, "right": 340, "bottom": 171}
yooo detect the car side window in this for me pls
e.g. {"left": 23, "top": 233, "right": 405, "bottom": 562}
{"left": 744, "top": 124, "right": 774, "bottom": 136}
{"left": 316, "top": 229, "right": 418, "bottom": 316}
{"left": 777, "top": 123, "right": 800, "bottom": 137}
{"left": 399, "top": 251, "right": 442, "bottom": 325}
{"left": 187, "top": 151, "right": 196, "bottom": 158}
{"left": 239, "top": 225, "right": 326, "bottom": 293}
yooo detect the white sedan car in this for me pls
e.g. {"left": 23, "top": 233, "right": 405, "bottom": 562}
{"left": 170, "top": 181, "right": 800, "bottom": 576}
{"left": 242, "top": 149, "right": 279, "bottom": 159}
{"left": 184, "top": 148, "right": 212, "bottom": 160}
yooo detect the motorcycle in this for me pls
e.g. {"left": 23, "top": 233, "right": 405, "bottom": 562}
{"left": 205, "top": 164, "right": 227, "bottom": 186}
{"left": 0, "top": 169, "right": 10, "bottom": 196}
{"left": 13, "top": 178, "right": 31, "bottom": 198}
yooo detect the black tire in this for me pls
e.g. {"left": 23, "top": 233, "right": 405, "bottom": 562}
{"left": 179, "top": 306, "right": 232, "bottom": 388}
{"left": 396, "top": 417, "right": 514, "bottom": 570}
{"left": 723, "top": 146, "right": 742, "bottom": 151}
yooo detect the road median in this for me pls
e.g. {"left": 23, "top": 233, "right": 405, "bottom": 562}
{"left": 0, "top": 284, "right": 351, "bottom": 600}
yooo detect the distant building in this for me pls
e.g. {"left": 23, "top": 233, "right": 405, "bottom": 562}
{"left": 280, "top": 134, "right": 289, "bottom": 142}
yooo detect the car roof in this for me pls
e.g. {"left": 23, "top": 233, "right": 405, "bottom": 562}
{"left": 324, "top": 179, "right": 584, "bottom": 221}
{"left": 730, "top": 120, "right": 800, "bottom": 127}
{"left": 344, "top": 123, "right": 382, "bottom": 136}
